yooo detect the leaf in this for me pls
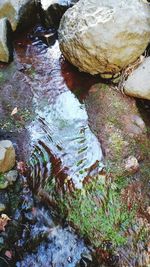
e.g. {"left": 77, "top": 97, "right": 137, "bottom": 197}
{"left": 11, "top": 107, "right": 18, "bottom": 116}
{"left": 0, "top": 214, "right": 11, "bottom": 231}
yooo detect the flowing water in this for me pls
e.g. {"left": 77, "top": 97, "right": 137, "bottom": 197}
{"left": 14, "top": 26, "right": 103, "bottom": 190}
{"left": 0, "top": 25, "right": 103, "bottom": 266}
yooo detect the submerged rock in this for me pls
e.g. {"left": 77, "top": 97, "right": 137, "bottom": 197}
{"left": 39, "top": 0, "right": 78, "bottom": 29}
{"left": 58, "top": 0, "right": 150, "bottom": 75}
{"left": 0, "top": 18, "right": 13, "bottom": 63}
{"left": 0, "top": 140, "right": 15, "bottom": 173}
{"left": 0, "top": 0, "right": 37, "bottom": 32}
{"left": 124, "top": 57, "right": 150, "bottom": 100}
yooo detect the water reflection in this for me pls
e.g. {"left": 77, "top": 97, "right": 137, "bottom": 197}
{"left": 15, "top": 30, "right": 103, "bottom": 190}
{"left": 29, "top": 89, "right": 102, "bottom": 188}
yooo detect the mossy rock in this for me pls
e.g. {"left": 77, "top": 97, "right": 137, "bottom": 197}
{"left": 85, "top": 83, "right": 150, "bottom": 179}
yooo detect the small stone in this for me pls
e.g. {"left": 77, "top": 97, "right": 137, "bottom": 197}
{"left": 0, "top": 140, "right": 16, "bottom": 173}
{"left": 125, "top": 156, "right": 139, "bottom": 174}
{"left": 4, "top": 170, "right": 18, "bottom": 185}
{"left": 124, "top": 57, "right": 150, "bottom": 100}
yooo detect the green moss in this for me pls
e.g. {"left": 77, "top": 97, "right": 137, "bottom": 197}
{"left": 107, "top": 116, "right": 120, "bottom": 128}
{"left": 47, "top": 175, "right": 138, "bottom": 249}
{"left": 108, "top": 132, "right": 126, "bottom": 158}
{"left": 100, "top": 84, "right": 108, "bottom": 90}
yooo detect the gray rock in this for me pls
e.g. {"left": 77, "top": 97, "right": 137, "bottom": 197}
{"left": 39, "top": 0, "right": 78, "bottom": 29}
{"left": 58, "top": 0, "right": 150, "bottom": 75}
{"left": 0, "top": 170, "right": 17, "bottom": 190}
{"left": 0, "top": 0, "right": 37, "bottom": 32}
{"left": 0, "top": 140, "right": 16, "bottom": 173}
{"left": 0, "top": 18, "right": 13, "bottom": 63}
{"left": 124, "top": 57, "right": 150, "bottom": 100}
{"left": 0, "top": 170, "right": 18, "bottom": 190}
{"left": 4, "top": 170, "right": 18, "bottom": 186}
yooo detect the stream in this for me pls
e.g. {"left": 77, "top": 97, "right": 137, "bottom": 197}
{"left": 0, "top": 24, "right": 149, "bottom": 267}
{"left": 0, "top": 25, "right": 103, "bottom": 266}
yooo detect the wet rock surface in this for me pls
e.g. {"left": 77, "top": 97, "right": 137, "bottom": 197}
{"left": 39, "top": 0, "right": 79, "bottom": 29}
{"left": 58, "top": 0, "right": 150, "bottom": 75}
{"left": 0, "top": 0, "right": 37, "bottom": 32}
{"left": 0, "top": 18, "right": 13, "bottom": 63}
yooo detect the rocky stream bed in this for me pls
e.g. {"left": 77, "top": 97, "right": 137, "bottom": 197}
{"left": 0, "top": 1, "right": 150, "bottom": 267}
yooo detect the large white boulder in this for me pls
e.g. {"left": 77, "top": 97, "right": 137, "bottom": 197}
{"left": 58, "top": 0, "right": 150, "bottom": 75}
{"left": 124, "top": 57, "right": 150, "bottom": 100}
{"left": 0, "top": 0, "right": 36, "bottom": 32}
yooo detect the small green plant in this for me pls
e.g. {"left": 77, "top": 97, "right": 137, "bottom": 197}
{"left": 53, "top": 175, "right": 137, "bottom": 248}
